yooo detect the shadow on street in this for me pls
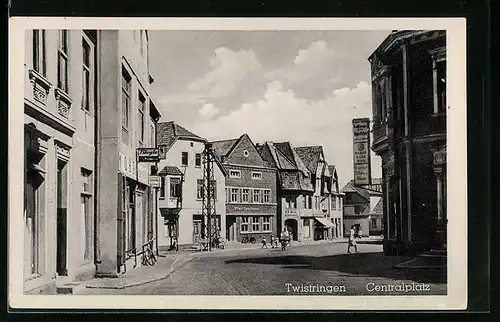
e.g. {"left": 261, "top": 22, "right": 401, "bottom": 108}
{"left": 224, "top": 252, "right": 446, "bottom": 284}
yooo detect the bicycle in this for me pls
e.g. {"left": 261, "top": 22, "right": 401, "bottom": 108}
{"left": 241, "top": 236, "right": 257, "bottom": 244}
{"left": 141, "top": 238, "right": 157, "bottom": 266}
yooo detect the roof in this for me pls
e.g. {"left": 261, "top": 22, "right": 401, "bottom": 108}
{"left": 211, "top": 138, "right": 239, "bottom": 158}
{"left": 158, "top": 165, "right": 184, "bottom": 176}
{"left": 294, "top": 146, "right": 323, "bottom": 174}
{"left": 371, "top": 198, "right": 383, "bottom": 215}
{"left": 157, "top": 121, "right": 206, "bottom": 152}
{"left": 341, "top": 180, "right": 371, "bottom": 201}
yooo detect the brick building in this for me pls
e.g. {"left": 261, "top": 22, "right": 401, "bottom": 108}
{"left": 212, "top": 134, "right": 278, "bottom": 243}
{"left": 256, "top": 141, "right": 314, "bottom": 242}
{"left": 156, "top": 121, "right": 226, "bottom": 249}
{"left": 369, "top": 30, "right": 447, "bottom": 255}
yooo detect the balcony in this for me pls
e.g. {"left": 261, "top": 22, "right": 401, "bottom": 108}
{"left": 159, "top": 196, "right": 182, "bottom": 209}
{"left": 372, "top": 121, "right": 393, "bottom": 152}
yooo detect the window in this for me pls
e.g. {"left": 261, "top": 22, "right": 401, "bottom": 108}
{"left": 140, "top": 30, "right": 144, "bottom": 56}
{"left": 138, "top": 92, "right": 146, "bottom": 146}
{"left": 241, "top": 217, "right": 249, "bottom": 232}
{"left": 308, "top": 196, "right": 313, "bottom": 209}
{"left": 263, "top": 190, "right": 270, "bottom": 203}
{"left": 231, "top": 188, "right": 239, "bottom": 203}
{"left": 229, "top": 170, "right": 241, "bottom": 178}
{"left": 371, "top": 219, "right": 377, "bottom": 229}
{"left": 121, "top": 67, "right": 131, "bottom": 144}
{"left": 82, "top": 36, "right": 92, "bottom": 112}
{"left": 33, "top": 30, "right": 46, "bottom": 76}
{"left": 81, "top": 169, "right": 92, "bottom": 193}
{"left": 160, "top": 176, "right": 165, "bottom": 198}
{"left": 436, "top": 60, "right": 446, "bottom": 113}
{"left": 170, "top": 178, "right": 181, "bottom": 198}
{"left": 58, "top": 30, "right": 69, "bottom": 93}
{"left": 210, "top": 180, "right": 217, "bottom": 200}
{"left": 251, "top": 217, "right": 260, "bottom": 232}
{"left": 332, "top": 196, "right": 337, "bottom": 210}
{"left": 253, "top": 189, "right": 260, "bottom": 203}
{"left": 251, "top": 172, "right": 262, "bottom": 180}
{"left": 181, "top": 152, "right": 188, "bottom": 166}
{"left": 150, "top": 122, "right": 155, "bottom": 147}
{"left": 262, "top": 217, "right": 271, "bottom": 232}
{"left": 303, "top": 196, "right": 307, "bottom": 209}
{"left": 241, "top": 189, "right": 249, "bottom": 203}
{"left": 197, "top": 179, "right": 204, "bottom": 199}
{"left": 195, "top": 153, "right": 201, "bottom": 167}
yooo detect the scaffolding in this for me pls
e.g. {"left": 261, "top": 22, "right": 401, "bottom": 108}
{"left": 201, "top": 142, "right": 219, "bottom": 251}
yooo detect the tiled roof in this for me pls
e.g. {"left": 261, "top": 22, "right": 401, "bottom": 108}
{"left": 158, "top": 165, "right": 184, "bottom": 176}
{"left": 341, "top": 180, "right": 371, "bottom": 201}
{"left": 211, "top": 138, "right": 238, "bottom": 158}
{"left": 157, "top": 121, "right": 205, "bottom": 151}
{"left": 294, "top": 146, "right": 323, "bottom": 174}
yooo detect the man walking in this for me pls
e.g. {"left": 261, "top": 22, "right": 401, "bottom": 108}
{"left": 347, "top": 225, "right": 358, "bottom": 253}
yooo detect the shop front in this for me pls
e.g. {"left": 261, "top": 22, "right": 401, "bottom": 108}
{"left": 226, "top": 204, "right": 277, "bottom": 243}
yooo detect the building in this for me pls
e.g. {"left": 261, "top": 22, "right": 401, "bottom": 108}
{"left": 212, "top": 134, "right": 278, "bottom": 243}
{"left": 368, "top": 30, "right": 447, "bottom": 255}
{"left": 94, "top": 30, "right": 161, "bottom": 277}
{"left": 23, "top": 29, "right": 101, "bottom": 294}
{"left": 155, "top": 121, "right": 226, "bottom": 249}
{"left": 294, "top": 146, "right": 335, "bottom": 241}
{"left": 256, "top": 141, "right": 314, "bottom": 242}
{"left": 327, "top": 165, "right": 344, "bottom": 239}
{"left": 341, "top": 180, "right": 383, "bottom": 237}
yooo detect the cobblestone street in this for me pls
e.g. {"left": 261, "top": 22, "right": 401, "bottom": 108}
{"left": 79, "top": 242, "right": 446, "bottom": 296}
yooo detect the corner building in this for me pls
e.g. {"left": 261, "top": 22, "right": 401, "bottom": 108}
{"left": 95, "top": 30, "right": 161, "bottom": 277}
{"left": 369, "top": 30, "right": 447, "bottom": 255}
{"left": 212, "top": 134, "right": 278, "bottom": 243}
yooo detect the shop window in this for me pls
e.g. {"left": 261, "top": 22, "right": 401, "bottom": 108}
{"left": 241, "top": 217, "right": 249, "bottom": 232}
{"left": 303, "top": 218, "right": 311, "bottom": 239}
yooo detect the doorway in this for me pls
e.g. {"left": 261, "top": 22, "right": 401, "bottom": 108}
{"left": 284, "top": 219, "right": 298, "bottom": 241}
{"left": 193, "top": 220, "right": 202, "bottom": 244}
{"left": 226, "top": 216, "right": 236, "bottom": 241}
{"left": 56, "top": 160, "right": 68, "bottom": 276}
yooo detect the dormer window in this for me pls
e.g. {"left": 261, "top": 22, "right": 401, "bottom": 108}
{"left": 251, "top": 172, "right": 262, "bottom": 180}
{"left": 229, "top": 170, "right": 241, "bottom": 178}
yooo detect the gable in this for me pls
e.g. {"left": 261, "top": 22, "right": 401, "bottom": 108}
{"left": 225, "top": 134, "right": 266, "bottom": 167}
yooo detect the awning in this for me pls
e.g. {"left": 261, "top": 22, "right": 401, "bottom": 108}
{"left": 314, "top": 216, "right": 334, "bottom": 228}
{"left": 160, "top": 208, "right": 181, "bottom": 217}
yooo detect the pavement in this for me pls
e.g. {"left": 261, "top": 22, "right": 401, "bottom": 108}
{"left": 78, "top": 240, "right": 447, "bottom": 296}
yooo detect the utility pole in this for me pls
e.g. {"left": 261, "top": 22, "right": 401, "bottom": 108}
{"left": 202, "top": 142, "right": 217, "bottom": 251}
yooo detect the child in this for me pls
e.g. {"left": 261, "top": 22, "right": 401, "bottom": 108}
{"left": 261, "top": 236, "right": 268, "bottom": 249}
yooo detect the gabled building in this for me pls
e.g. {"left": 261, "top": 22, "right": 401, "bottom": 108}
{"left": 294, "top": 146, "right": 335, "bottom": 241}
{"left": 328, "top": 165, "right": 344, "bottom": 239}
{"left": 256, "top": 141, "right": 314, "bottom": 242}
{"left": 156, "top": 121, "right": 226, "bottom": 248}
{"left": 341, "top": 180, "right": 383, "bottom": 237}
{"left": 212, "top": 134, "right": 278, "bottom": 243}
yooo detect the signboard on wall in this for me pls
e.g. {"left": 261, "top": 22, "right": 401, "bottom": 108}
{"left": 149, "top": 176, "right": 161, "bottom": 188}
{"left": 352, "top": 118, "right": 371, "bottom": 186}
{"left": 137, "top": 148, "right": 160, "bottom": 162}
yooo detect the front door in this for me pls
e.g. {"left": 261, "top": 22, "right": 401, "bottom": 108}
{"left": 56, "top": 160, "right": 68, "bottom": 276}
{"left": 193, "top": 220, "right": 202, "bottom": 244}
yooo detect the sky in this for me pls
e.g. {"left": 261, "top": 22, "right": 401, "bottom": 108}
{"left": 148, "top": 30, "right": 391, "bottom": 188}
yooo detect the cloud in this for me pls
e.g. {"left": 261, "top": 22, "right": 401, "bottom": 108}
{"left": 187, "top": 47, "right": 263, "bottom": 100}
{"left": 191, "top": 81, "right": 381, "bottom": 188}
{"left": 266, "top": 40, "right": 342, "bottom": 86}
{"left": 198, "top": 103, "right": 219, "bottom": 119}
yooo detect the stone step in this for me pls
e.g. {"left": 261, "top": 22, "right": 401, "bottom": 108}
{"left": 56, "top": 282, "right": 86, "bottom": 294}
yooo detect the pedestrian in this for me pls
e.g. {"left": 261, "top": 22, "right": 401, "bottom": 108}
{"left": 347, "top": 225, "right": 358, "bottom": 253}
{"left": 280, "top": 228, "right": 289, "bottom": 251}
{"left": 271, "top": 235, "right": 276, "bottom": 248}
{"left": 358, "top": 228, "right": 363, "bottom": 239}
{"left": 261, "top": 236, "right": 268, "bottom": 249}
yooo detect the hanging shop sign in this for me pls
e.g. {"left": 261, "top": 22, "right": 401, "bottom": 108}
{"left": 137, "top": 148, "right": 160, "bottom": 162}
{"left": 149, "top": 175, "right": 161, "bottom": 188}
{"left": 352, "top": 118, "right": 372, "bottom": 186}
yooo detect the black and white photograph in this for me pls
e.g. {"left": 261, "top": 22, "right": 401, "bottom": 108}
{"left": 8, "top": 18, "right": 467, "bottom": 310}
